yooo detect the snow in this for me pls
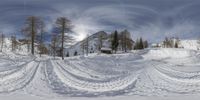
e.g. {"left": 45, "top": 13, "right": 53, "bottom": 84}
{"left": 65, "top": 31, "right": 109, "bottom": 56}
{"left": 1, "top": 93, "right": 200, "bottom": 100}
{"left": 151, "top": 39, "right": 200, "bottom": 51}
{"left": 0, "top": 38, "right": 39, "bottom": 55}
{"left": 101, "top": 47, "right": 112, "bottom": 51}
{"left": 179, "top": 40, "right": 200, "bottom": 50}
{"left": 0, "top": 41, "right": 200, "bottom": 100}
{"left": 143, "top": 48, "right": 197, "bottom": 59}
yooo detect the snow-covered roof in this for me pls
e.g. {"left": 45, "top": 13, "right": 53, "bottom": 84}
{"left": 101, "top": 47, "right": 112, "bottom": 51}
{"left": 151, "top": 43, "right": 161, "bottom": 47}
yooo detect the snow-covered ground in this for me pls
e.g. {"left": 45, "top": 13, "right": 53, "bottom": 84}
{"left": 0, "top": 48, "right": 200, "bottom": 100}
{"left": 179, "top": 40, "right": 200, "bottom": 50}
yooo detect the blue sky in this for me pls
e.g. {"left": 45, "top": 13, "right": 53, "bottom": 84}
{"left": 0, "top": 0, "right": 200, "bottom": 42}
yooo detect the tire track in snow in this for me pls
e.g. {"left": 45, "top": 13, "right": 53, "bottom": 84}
{"left": 154, "top": 64, "right": 200, "bottom": 83}
{"left": 0, "top": 58, "right": 36, "bottom": 78}
{"left": 23, "top": 60, "right": 56, "bottom": 97}
{"left": 58, "top": 60, "right": 122, "bottom": 82}
{"left": 0, "top": 60, "right": 40, "bottom": 93}
{"left": 50, "top": 60, "right": 141, "bottom": 92}
{"left": 138, "top": 62, "right": 200, "bottom": 94}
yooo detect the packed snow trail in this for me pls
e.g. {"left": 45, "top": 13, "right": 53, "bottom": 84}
{"left": 0, "top": 60, "right": 39, "bottom": 93}
{"left": 50, "top": 60, "right": 140, "bottom": 92}
{"left": 0, "top": 48, "right": 200, "bottom": 98}
{"left": 23, "top": 57, "right": 56, "bottom": 97}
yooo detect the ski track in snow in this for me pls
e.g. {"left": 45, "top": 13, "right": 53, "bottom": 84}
{"left": 0, "top": 48, "right": 200, "bottom": 97}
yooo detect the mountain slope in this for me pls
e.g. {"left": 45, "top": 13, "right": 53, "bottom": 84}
{"left": 65, "top": 31, "right": 109, "bottom": 56}
{"left": 0, "top": 38, "right": 39, "bottom": 55}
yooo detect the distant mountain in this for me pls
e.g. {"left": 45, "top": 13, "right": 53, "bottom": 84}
{"left": 64, "top": 31, "right": 109, "bottom": 57}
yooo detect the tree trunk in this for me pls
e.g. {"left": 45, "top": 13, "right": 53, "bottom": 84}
{"left": 125, "top": 38, "right": 127, "bottom": 52}
{"left": 61, "top": 21, "right": 65, "bottom": 60}
{"left": 31, "top": 18, "right": 35, "bottom": 55}
{"left": 1, "top": 35, "right": 3, "bottom": 52}
{"left": 40, "top": 33, "right": 42, "bottom": 57}
{"left": 86, "top": 36, "right": 89, "bottom": 56}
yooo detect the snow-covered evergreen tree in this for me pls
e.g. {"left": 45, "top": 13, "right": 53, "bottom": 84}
{"left": 111, "top": 30, "right": 119, "bottom": 53}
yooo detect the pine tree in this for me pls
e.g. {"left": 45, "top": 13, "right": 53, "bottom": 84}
{"left": 175, "top": 41, "right": 178, "bottom": 48}
{"left": 134, "top": 38, "right": 146, "bottom": 50}
{"left": 111, "top": 30, "right": 119, "bottom": 53}
{"left": 134, "top": 38, "right": 139, "bottom": 50}
{"left": 139, "top": 37, "right": 144, "bottom": 49}
{"left": 74, "top": 51, "right": 77, "bottom": 56}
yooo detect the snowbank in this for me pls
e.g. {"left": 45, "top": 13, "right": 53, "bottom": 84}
{"left": 179, "top": 40, "right": 200, "bottom": 50}
{"left": 143, "top": 48, "right": 197, "bottom": 59}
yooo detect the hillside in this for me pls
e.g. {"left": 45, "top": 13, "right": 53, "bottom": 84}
{"left": 65, "top": 31, "right": 135, "bottom": 57}
{"left": 65, "top": 31, "right": 109, "bottom": 56}
{"left": 0, "top": 38, "right": 39, "bottom": 55}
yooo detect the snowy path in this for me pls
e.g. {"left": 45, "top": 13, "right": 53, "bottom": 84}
{"left": 50, "top": 59, "right": 140, "bottom": 92}
{"left": 0, "top": 48, "right": 200, "bottom": 99}
{"left": 23, "top": 58, "right": 56, "bottom": 97}
{"left": 0, "top": 60, "right": 39, "bottom": 93}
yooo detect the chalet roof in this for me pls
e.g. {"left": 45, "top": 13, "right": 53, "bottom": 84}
{"left": 101, "top": 47, "right": 112, "bottom": 51}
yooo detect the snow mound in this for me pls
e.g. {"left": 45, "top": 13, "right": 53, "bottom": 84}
{"left": 179, "top": 40, "right": 200, "bottom": 50}
{"left": 143, "top": 48, "right": 197, "bottom": 59}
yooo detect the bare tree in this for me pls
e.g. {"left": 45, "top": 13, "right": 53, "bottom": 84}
{"left": 22, "top": 16, "right": 43, "bottom": 55}
{"left": 163, "top": 37, "right": 170, "bottom": 48}
{"left": 0, "top": 34, "right": 5, "bottom": 52}
{"left": 38, "top": 20, "right": 45, "bottom": 57}
{"left": 120, "top": 30, "right": 132, "bottom": 52}
{"left": 143, "top": 40, "right": 148, "bottom": 48}
{"left": 55, "top": 17, "right": 73, "bottom": 60}
{"left": 51, "top": 34, "right": 58, "bottom": 59}
{"left": 11, "top": 34, "right": 17, "bottom": 51}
